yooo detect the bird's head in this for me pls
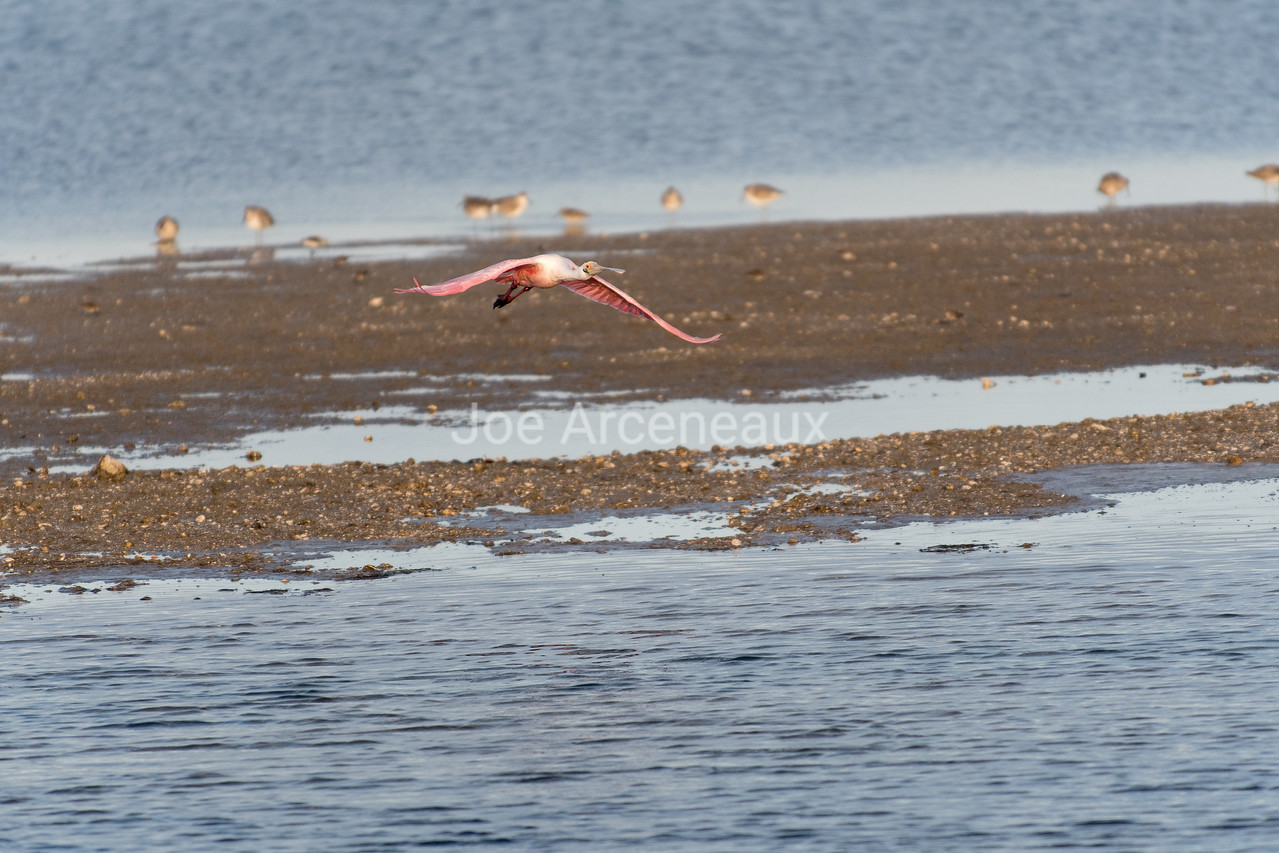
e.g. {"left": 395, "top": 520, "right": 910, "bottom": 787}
{"left": 579, "top": 261, "right": 624, "bottom": 278}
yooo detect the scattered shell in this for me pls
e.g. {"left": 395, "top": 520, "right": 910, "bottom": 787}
{"left": 90, "top": 454, "right": 128, "bottom": 481}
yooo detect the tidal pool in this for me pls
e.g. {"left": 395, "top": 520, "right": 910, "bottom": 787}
{"left": 68, "top": 363, "right": 1278, "bottom": 471}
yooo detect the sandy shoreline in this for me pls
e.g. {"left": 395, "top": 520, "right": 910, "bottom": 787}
{"left": 4, "top": 202, "right": 1279, "bottom": 580}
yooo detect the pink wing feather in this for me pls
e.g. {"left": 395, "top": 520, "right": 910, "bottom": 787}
{"left": 394, "top": 256, "right": 543, "bottom": 295}
{"left": 562, "top": 277, "right": 722, "bottom": 344}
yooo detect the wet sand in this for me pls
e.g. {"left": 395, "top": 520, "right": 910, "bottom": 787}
{"left": 4, "top": 203, "right": 1279, "bottom": 578}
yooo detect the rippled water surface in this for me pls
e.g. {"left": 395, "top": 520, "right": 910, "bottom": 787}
{"left": 5, "top": 476, "right": 1279, "bottom": 850}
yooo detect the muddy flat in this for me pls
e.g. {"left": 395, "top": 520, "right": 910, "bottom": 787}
{"left": 4, "top": 203, "right": 1279, "bottom": 578}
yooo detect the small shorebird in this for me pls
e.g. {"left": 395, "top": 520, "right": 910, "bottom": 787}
{"left": 302, "top": 235, "right": 328, "bottom": 257}
{"left": 462, "top": 195, "right": 496, "bottom": 220}
{"left": 1097, "top": 172, "right": 1129, "bottom": 200}
{"left": 1246, "top": 164, "right": 1279, "bottom": 199}
{"left": 661, "top": 186, "right": 683, "bottom": 212}
{"left": 558, "top": 207, "right": 589, "bottom": 235}
{"left": 396, "top": 254, "right": 720, "bottom": 344}
{"left": 493, "top": 191, "right": 529, "bottom": 221}
{"left": 243, "top": 205, "right": 275, "bottom": 242}
{"left": 154, "top": 215, "right": 179, "bottom": 243}
{"left": 743, "top": 183, "right": 784, "bottom": 208}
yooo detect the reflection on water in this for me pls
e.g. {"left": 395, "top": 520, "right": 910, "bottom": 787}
{"left": 4, "top": 475, "right": 1279, "bottom": 850}
{"left": 72, "top": 363, "right": 1279, "bottom": 471}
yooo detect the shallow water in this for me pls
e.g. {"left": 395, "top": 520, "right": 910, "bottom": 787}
{"left": 69, "top": 363, "right": 1279, "bottom": 470}
{"left": 5, "top": 474, "right": 1279, "bottom": 850}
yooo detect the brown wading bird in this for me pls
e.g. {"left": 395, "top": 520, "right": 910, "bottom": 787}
{"left": 743, "top": 183, "right": 784, "bottom": 207}
{"left": 243, "top": 205, "right": 275, "bottom": 242}
{"left": 493, "top": 191, "right": 529, "bottom": 221}
{"left": 661, "top": 186, "right": 683, "bottom": 212}
{"left": 1246, "top": 164, "right": 1279, "bottom": 199}
{"left": 558, "top": 207, "right": 590, "bottom": 223}
{"left": 1097, "top": 172, "right": 1130, "bottom": 199}
{"left": 154, "top": 215, "right": 179, "bottom": 243}
{"left": 462, "top": 195, "right": 496, "bottom": 220}
{"left": 396, "top": 254, "right": 721, "bottom": 344}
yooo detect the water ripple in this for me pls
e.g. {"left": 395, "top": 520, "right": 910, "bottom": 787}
{"left": 4, "top": 478, "right": 1279, "bottom": 848}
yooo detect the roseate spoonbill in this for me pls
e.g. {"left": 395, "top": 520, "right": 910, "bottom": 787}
{"left": 1097, "top": 172, "right": 1129, "bottom": 198}
{"left": 1246, "top": 164, "right": 1279, "bottom": 199}
{"left": 462, "top": 196, "right": 496, "bottom": 219}
{"left": 244, "top": 205, "right": 275, "bottom": 242}
{"left": 154, "top": 215, "right": 179, "bottom": 243}
{"left": 395, "top": 254, "right": 721, "bottom": 344}
{"left": 743, "top": 183, "right": 783, "bottom": 207}
{"left": 661, "top": 186, "right": 683, "bottom": 212}
{"left": 494, "top": 191, "right": 529, "bottom": 219}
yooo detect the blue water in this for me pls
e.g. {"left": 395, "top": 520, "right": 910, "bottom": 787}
{"left": 3, "top": 0, "right": 1279, "bottom": 265}
{"left": 7, "top": 5, "right": 1279, "bottom": 848}
{"left": 5, "top": 478, "right": 1279, "bottom": 850}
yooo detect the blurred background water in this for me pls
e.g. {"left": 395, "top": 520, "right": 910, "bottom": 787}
{"left": 2, "top": 0, "right": 1278, "bottom": 265}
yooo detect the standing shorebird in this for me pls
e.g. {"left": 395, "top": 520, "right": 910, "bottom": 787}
{"left": 1097, "top": 172, "right": 1129, "bottom": 201}
{"left": 1246, "top": 164, "right": 1279, "bottom": 199}
{"left": 743, "top": 183, "right": 783, "bottom": 218}
{"left": 462, "top": 195, "right": 496, "bottom": 220}
{"left": 558, "top": 207, "right": 589, "bottom": 235}
{"left": 154, "top": 215, "right": 179, "bottom": 243}
{"left": 395, "top": 254, "right": 721, "bottom": 344}
{"left": 493, "top": 191, "right": 529, "bottom": 221}
{"left": 661, "top": 186, "right": 683, "bottom": 212}
{"left": 243, "top": 205, "right": 275, "bottom": 243}
{"left": 302, "top": 235, "right": 328, "bottom": 257}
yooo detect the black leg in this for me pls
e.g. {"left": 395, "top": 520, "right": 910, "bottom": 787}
{"left": 493, "top": 285, "right": 531, "bottom": 309}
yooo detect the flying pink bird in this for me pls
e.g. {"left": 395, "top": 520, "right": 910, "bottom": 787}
{"left": 395, "top": 253, "right": 721, "bottom": 344}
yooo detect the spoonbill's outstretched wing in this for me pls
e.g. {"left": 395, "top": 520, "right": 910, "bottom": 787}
{"left": 562, "top": 276, "right": 721, "bottom": 344}
{"left": 395, "top": 256, "right": 542, "bottom": 295}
